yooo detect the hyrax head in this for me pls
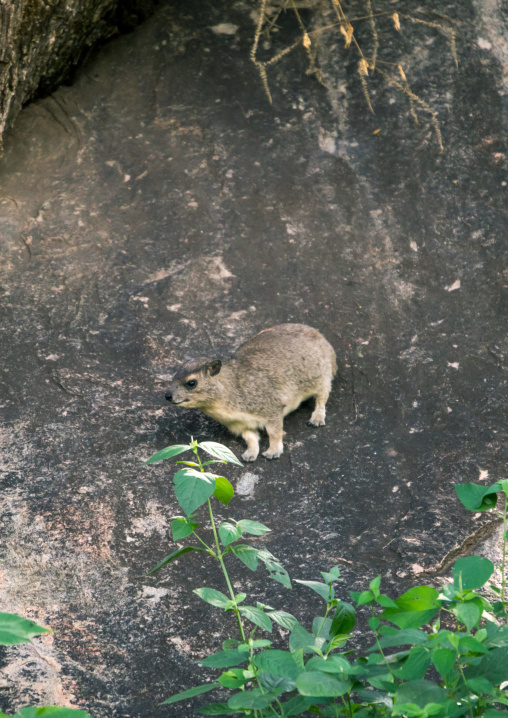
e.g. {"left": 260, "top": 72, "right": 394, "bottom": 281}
{"left": 165, "top": 356, "right": 222, "bottom": 408}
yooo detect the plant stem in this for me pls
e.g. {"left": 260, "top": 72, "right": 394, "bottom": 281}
{"left": 192, "top": 530, "right": 215, "bottom": 554}
{"left": 193, "top": 444, "right": 247, "bottom": 642}
{"left": 315, "top": 602, "right": 331, "bottom": 642}
{"left": 501, "top": 494, "right": 507, "bottom": 611}
{"left": 372, "top": 608, "right": 398, "bottom": 682}
{"left": 457, "top": 660, "right": 475, "bottom": 717}
{"left": 207, "top": 497, "right": 247, "bottom": 643}
{"left": 340, "top": 696, "right": 350, "bottom": 717}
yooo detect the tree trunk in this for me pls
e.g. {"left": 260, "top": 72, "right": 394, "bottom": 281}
{"left": 0, "top": 0, "right": 157, "bottom": 154}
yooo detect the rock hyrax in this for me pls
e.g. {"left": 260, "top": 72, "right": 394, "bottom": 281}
{"left": 165, "top": 324, "right": 337, "bottom": 462}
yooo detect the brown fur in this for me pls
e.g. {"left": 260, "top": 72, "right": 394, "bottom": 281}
{"left": 166, "top": 324, "right": 337, "bottom": 461}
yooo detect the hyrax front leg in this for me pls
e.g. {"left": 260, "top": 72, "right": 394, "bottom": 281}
{"left": 262, "top": 420, "right": 284, "bottom": 460}
{"left": 241, "top": 430, "right": 260, "bottom": 462}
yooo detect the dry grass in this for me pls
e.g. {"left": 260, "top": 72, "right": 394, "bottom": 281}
{"left": 251, "top": 0, "right": 459, "bottom": 152}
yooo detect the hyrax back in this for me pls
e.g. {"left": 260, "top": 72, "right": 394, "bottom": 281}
{"left": 166, "top": 324, "right": 337, "bottom": 462}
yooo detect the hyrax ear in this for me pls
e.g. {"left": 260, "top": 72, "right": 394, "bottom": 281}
{"left": 204, "top": 359, "right": 222, "bottom": 377}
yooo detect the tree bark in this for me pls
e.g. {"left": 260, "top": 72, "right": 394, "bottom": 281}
{"left": 0, "top": 0, "right": 157, "bottom": 154}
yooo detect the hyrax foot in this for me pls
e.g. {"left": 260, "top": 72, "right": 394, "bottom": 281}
{"left": 242, "top": 448, "right": 259, "bottom": 462}
{"left": 241, "top": 430, "right": 260, "bottom": 462}
{"left": 308, "top": 404, "right": 326, "bottom": 427}
{"left": 307, "top": 418, "right": 325, "bottom": 427}
{"left": 262, "top": 447, "right": 283, "bottom": 460}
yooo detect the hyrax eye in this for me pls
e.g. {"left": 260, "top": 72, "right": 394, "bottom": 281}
{"left": 185, "top": 379, "right": 198, "bottom": 389}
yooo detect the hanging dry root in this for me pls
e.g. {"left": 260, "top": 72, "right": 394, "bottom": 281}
{"left": 251, "top": 0, "right": 458, "bottom": 151}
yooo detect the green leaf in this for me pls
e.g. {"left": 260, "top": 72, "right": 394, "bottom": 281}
{"left": 213, "top": 477, "right": 234, "bottom": 506}
{"left": 454, "top": 482, "right": 501, "bottom": 512}
{"left": 217, "top": 668, "right": 252, "bottom": 689}
{"left": 368, "top": 617, "right": 381, "bottom": 631}
{"left": 327, "top": 634, "right": 351, "bottom": 651}
{"left": 268, "top": 566, "right": 292, "bottom": 589}
{"left": 475, "top": 628, "right": 487, "bottom": 642}
{"left": 257, "top": 549, "right": 291, "bottom": 588}
{"left": 171, "top": 517, "right": 198, "bottom": 541}
{"left": 493, "top": 601, "right": 508, "bottom": 617}
{"left": 222, "top": 638, "right": 240, "bottom": 650}
{"left": 194, "top": 588, "right": 230, "bottom": 608}
{"left": 239, "top": 606, "right": 272, "bottom": 632}
{"left": 466, "top": 677, "right": 495, "bottom": 695}
{"left": 464, "top": 646, "right": 508, "bottom": 683}
{"left": 431, "top": 648, "right": 456, "bottom": 678}
{"left": 144, "top": 444, "right": 190, "bottom": 464}
{"left": 394, "top": 646, "right": 431, "bottom": 681}
{"left": 447, "top": 633, "right": 460, "bottom": 650}
{"left": 376, "top": 594, "right": 399, "bottom": 608}
{"left": 320, "top": 567, "right": 340, "bottom": 584}
{"left": 278, "top": 696, "right": 311, "bottom": 716}
{"left": 453, "top": 556, "right": 494, "bottom": 590}
{"left": 295, "top": 580, "right": 333, "bottom": 601}
{"left": 146, "top": 546, "right": 205, "bottom": 574}
{"left": 160, "top": 682, "right": 219, "bottom": 705}
{"left": 258, "top": 673, "right": 295, "bottom": 695}
{"left": 454, "top": 602, "right": 481, "bottom": 631}
{"left": 231, "top": 544, "right": 259, "bottom": 571}
{"left": 330, "top": 602, "right": 356, "bottom": 637}
{"left": 352, "top": 590, "right": 375, "bottom": 606}
{"left": 391, "top": 704, "right": 425, "bottom": 717}
{"left": 0, "top": 613, "right": 50, "bottom": 646}
{"left": 253, "top": 650, "right": 302, "bottom": 680}
{"left": 236, "top": 519, "right": 271, "bottom": 536}
{"left": 305, "top": 655, "right": 352, "bottom": 674}
{"left": 197, "top": 704, "right": 239, "bottom": 715}
{"left": 381, "top": 586, "right": 441, "bottom": 629}
{"left": 355, "top": 689, "right": 393, "bottom": 707}
{"left": 198, "top": 442, "right": 243, "bottom": 466}
{"left": 289, "top": 623, "right": 319, "bottom": 654}
{"left": 394, "top": 680, "right": 446, "bottom": 709}
{"left": 15, "top": 710, "right": 91, "bottom": 718}
{"left": 293, "top": 649, "right": 305, "bottom": 670}
{"left": 484, "top": 623, "right": 508, "bottom": 648}
{"left": 369, "top": 575, "right": 381, "bottom": 596}
{"left": 374, "top": 629, "right": 428, "bottom": 650}
{"left": 200, "top": 649, "right": 250, "bottom": 669}
{"left": 268, "top": 610, "right": 298, "bottom": 631}
{"left": 218, "top": 522, "right": 242, "bottom": 547}
{"left": 173, "top": 468, "right": 216, "bottom": 516}
{"left": 395, "top": 585, "right": 441, "bottom": 611}
{"left": 312, "top": 616, "right": 332, "bottom": 640}
{"left": 251, "top": 639, "right": 272, "bottom": 648}
{"left": 227, "top": 689, "right": 275, "bottom": 710}
{"left": 296, "top": 672, "right": 350, "bottom": 697}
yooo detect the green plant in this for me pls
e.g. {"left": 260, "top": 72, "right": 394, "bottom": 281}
{"left": 0, "top": 614, "right": 90, "bottom": 718}
{"left": 146, "top": 440, "right": 508, "bottom": 716}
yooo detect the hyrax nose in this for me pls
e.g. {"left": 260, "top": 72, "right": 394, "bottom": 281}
{"left": 165, "top": 390, "right": 173, "bottom": 402}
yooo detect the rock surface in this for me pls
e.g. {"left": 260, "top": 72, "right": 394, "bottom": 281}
{"left": 0, "top": 0, "right": 157, "bottom": 152}
{"left": 0, "top": 0, "right": 507, "bottom": 716}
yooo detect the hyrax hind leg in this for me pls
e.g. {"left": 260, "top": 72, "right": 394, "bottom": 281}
{"left": 262, "top": 420, "right": 284, "bottom": 460}
{"left": 308, "top": 377, "right": 332, "bottom": 427}
{"left": 241, "top": 430, "right": 260, "bottom": 462}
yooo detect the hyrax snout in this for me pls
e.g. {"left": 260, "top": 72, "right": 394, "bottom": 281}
{"left": 165, "top": 324, "right": 337, "bottom": 462}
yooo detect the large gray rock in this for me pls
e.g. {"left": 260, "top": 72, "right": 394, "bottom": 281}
{"left": 0, "top": 0, "right": 507, "bottom": 716}
{"left": 0, "top": 0, "right": 156, "bottom": 152}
